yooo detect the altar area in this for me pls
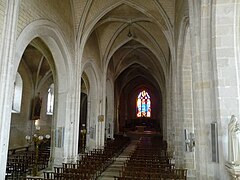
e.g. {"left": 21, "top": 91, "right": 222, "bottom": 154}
{"left": 136, "top": 125, "right": 146, "bottom": 132}
{"left": 125, "top": 129, "right": 161, "bottom": 140}
{"left": 121, "top": 117, "right": 161, "bottom": 140}
{"left": 124, "top": 118, "right": 159, "bottom": 131}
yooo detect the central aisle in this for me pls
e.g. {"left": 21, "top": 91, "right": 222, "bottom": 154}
{"left": 97, "top": 140, "right": 138, "bottom": 180}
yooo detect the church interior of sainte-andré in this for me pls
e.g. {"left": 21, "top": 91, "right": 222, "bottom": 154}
{"left": 1, "top": 0, "right": 240, "bottom": 180}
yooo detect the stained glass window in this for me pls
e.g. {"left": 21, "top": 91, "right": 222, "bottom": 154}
{"left": 136, "top": 90, "right": 151, "bottom": 117}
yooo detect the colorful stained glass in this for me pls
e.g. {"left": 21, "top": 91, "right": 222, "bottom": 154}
{"left": 136, "top": 90, "right": 151, "bottom": 117}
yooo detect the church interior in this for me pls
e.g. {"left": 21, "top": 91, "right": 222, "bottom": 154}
{"left": 0, "top": 0, "right": 240, "bottom": 179}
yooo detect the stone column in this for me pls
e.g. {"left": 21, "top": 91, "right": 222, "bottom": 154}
{"left": 214, "top": 1, "right": 240, "bottom": 179}
{"left": 96, "top": 115, "right": 105, "bottom": 148}
{"left": 87, "top": 96, "right": 99, "bottom": 150}
{"left": 189, "top": 0, "right": 217, "bottom": 179}
{"left": 0, "top": 0, "right": 20, "bottom": 178}
{"left": 57, "top": 43, "right": 81, "bottom": 163}
{"left": 71, "top": 78, "right": 81, "bottom": 161}
{"left": 52, "top": 91, "right": 70, "bottom": 165}
{"left": 167, "top": 55, "right": 177, "bottom": 150}
{"left": 96, "top": 97, "right": 106, "bottom": 148}
{"left": 86, "top": 100, "right": 91, "bottom": 150}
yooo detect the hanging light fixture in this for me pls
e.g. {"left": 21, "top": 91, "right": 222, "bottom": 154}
{"left": 128, "top": 26, "right": 132, "bottom": 37}
{"left": 127, "top": 20, "right": 132, "bottom": 37}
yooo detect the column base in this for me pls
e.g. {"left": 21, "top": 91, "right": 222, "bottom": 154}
{"left": 225, "top": 162, "right": 240, "bottom": 179}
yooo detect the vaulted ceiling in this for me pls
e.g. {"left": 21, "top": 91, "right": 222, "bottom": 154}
{"left": 20, "top": 38, "right": 53, "bottom": 90}
{"left": 77, "top": 1, "right": 175, "bottom": 98}
{"left": 20, "top": 1, "right": 177, "bottom": 99}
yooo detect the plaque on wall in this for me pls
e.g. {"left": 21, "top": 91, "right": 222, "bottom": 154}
{"left": 55, "top": 127, "right": 64, "bottom": 148}
{"left": 98, "top": 115, "right": 104, "bottom": 122}
{"left": 211, "top": 122, "right": 219, "bottom": 163}
{"left": 90, "top": 126, "right": 95, "bottom": 139}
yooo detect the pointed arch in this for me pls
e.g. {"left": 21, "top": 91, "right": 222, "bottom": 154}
{"left": 14, "top": 19, "right": 74, "bottom": 165}
{"left": 81, "top": 60, "right": 102, "bottom": 149}
{"left": 14, "top": 20, "right": 73, "bottom": 92}
{"left": 77, "top": 0, "right": 174, "bottom": 61}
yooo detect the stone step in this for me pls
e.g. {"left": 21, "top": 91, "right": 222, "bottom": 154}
{"left": 97, "top": 176, "right": 115, "bottom": 180}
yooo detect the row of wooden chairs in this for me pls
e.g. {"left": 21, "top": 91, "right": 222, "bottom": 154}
{"left": 6, "top": 141, "right": 50, "bottom": 179}
{"left": 37, "top": 136, "right": 130, "bottom": 180}
{"left": 116, "top": 136, "right": 187, "bottom": 180}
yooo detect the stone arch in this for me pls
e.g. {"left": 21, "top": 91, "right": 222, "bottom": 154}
{"left": 103, "top": 24, "right": 168, "bottom": 77}
{"left": 104, "top": 38, "right": 166, "bottom": 92}
{"left": 81, "top": 72, "right": 90, "bottom": 95}
{"left": 14, "top": 20, "right": 73, "bottom": 92}
{"left": 81, "top": 60, "right": 102, "bottom": 149}
{"left": 14, "top": 19, "right": 73, "bottom": 165}
{"left": 81, "top": 61, "right": 101, "bottom": 92}
{"left": 78, "top": 73, "right": 89, "bottom": 154}
{"left": 77, "top": 0, "right": 174, "bottom": 63}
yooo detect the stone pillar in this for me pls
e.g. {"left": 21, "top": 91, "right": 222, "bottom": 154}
{"left": 168, "top": 55, "right": 177, "bottom": 152}
{"left": 86, "top": 100, "right": 91, "bottom": 150}
{"left": 0, "top": 0, "right": 20, "bottom": 179}
{"left": 189, "top": 0, "right": 217, "bottom": 179}
{"left": 214, "top": 1, "right": 240, "bottom": 179}
{"left": 87, "top": 96, "right": 99, "bottom": 150}
{"left": 52, "top": 92, "right": 70, "bottom": 165}
{"left": 71, "top": 78, "right": 81, "bottom": 161}
{"left": 225, "top": 163, "right": 240, "bottom": 180}
{"left": 96, "top": 97, "right": 106, "bottom": 148}
{"left": 96, "top": 115, "right": 105, "bottom": 148}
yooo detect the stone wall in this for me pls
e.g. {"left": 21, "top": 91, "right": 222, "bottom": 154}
{"left": 17, "top": 0, "right": 74, "bottom": 50}
{"left": 188, "top": 1, "right": 216, "bottom": 179}
{"left": 0, "top": 0, "right": 6, "bottom": 45}
{"left": 2, "top": 1, "right": 240, "bottom": 179}
{"left": 9, "top": 62, "right": 53, "bottom": 149}
{"left": 9, "top": 63, "right": 33, "bottom": 149}
{"left": 170, "top": 1, "right": 196, "bottom": 179}
{"left": 213, "top": 1, "right": 240, "bottom": 179}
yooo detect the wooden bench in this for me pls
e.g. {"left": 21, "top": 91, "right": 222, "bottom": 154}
{"left": 48, "top": 136, "right": 130, "bottom": 180}
{"left": 8, "top": 145, "right": 29, "bottom": 155}
{"left": 117, "top": 137, "right": 186, "bottom": 180}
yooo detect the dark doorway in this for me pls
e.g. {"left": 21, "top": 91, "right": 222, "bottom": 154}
{"left": 78, "top": 92, "right": 88, "bottom": 153}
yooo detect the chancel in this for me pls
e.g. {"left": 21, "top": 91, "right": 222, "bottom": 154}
{"left": 0, "top": 1, "right": 240, "bottom": 180}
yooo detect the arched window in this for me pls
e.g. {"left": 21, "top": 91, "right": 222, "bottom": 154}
{"left": 136, "top": 90, "right": 151, "bottom": 117}
{"left": 12, "top": 73, "right": 23, "bottom": 113}
{"left": 47, "top": 84, "right": 54, "bottom": 115}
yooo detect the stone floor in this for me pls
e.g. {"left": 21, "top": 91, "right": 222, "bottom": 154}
{"left": 97, "top": 140, "right": 138, "bottom": 180}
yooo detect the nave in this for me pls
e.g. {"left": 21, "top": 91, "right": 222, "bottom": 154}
{"left": 6, "top": 135, "right": 187, "bottom": 180}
